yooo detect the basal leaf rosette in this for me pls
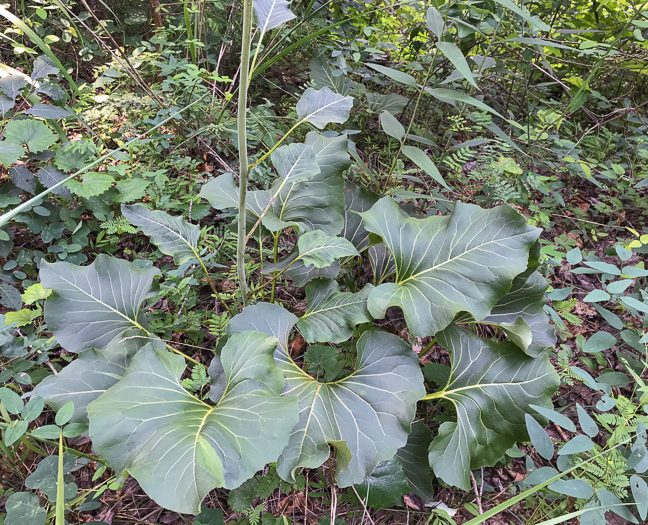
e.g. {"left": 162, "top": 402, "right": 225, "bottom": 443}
{"left": 226, "top": 303, "right": 425, "bottom": 486}
{"left": 359, "top": 198, "right": 541, "bottom": 337}
{"left": 87, "top": 331, "right": 298, "bottom": 515}
{"left": 426, "top": 325, "right": 560, "bottom": 490}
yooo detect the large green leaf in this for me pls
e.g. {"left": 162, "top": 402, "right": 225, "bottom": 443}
{"left": 395, "top": 421, "right": 435, "bottom": 503}
{"left": 87, "top": 331, "right": 298, "bottom": 515}
{"left": 271, "top": 143, "right": 320, "bottom": 183}
{"left": 35, "top": 335, "right": 164, "bottom": 423}
{"left": 200, "top": 133, "right": 347, "bottom": 236}
{"left": 296, "top": 87, "right": 353, "bottom": 129}
{"left": 40, "top": 255, "right": 160, "bottom": 352}
{"left": 297, "top": 279, "right": 373, "bottom": 343}
{"left": 310, "top": 55, "right": 351, "bottom": 95}
{"left": 253, "top": 0, "right": 295, "bottom": 33}
{"left": 427, "top": 326, "right": 559, "bottom": 490}
{"left": 224, "top": 303, "right": 425, "bottom": 487}
{"left": 368, "top": 244, "right": 396, "bottom": 285}
{"left": 297, "top": 230, "right": 358, "bottom": 268}
{"left": 353, "top": 457, "right": 409, "bottom": 509}
{"left": 4, "top": 119, "right": 57, "bottom": 153}
{"left": 342, "top": 182, "right": 379, "bottom": 251}
{"left": 360, "top": 198, "right": 540, "bottom": 337}
{"left": 262, "top": 132, "right": 348, "bottom": 234}
{"left": 401, "top": 146, "right": 449, "bottom": 189}
{"left": 65, "top": 172, "right": 114, "bottom": 199}
{"left": 0, "top": 140, "right": 25, "bottom": 166}
{"left": 459, "top": 269, "right": 556, "bottom": 357}
{"left": 122, "top": 204, "right": 201, "bottom": 265}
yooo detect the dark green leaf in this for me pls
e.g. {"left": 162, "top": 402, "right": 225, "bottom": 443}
{"left": 353, "top": 457, "right": 409, "bottom": 509}
{"left": 4, "top": 492, "right": 46, "bottom": 525}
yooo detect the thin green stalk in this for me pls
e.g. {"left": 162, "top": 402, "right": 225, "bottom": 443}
{"left": 236, "top": 0, "right": 254, "bottom": 306}
{"left": 0, "top": 93, "right": 209, "bottom": 228}
{"left": 270, "top": 232, "right": 280, "bottom": 304}
{"left": 191, "top": 246, "right": 233, "bottom": 315}
{"left": 184, "top": 0, "right": 197, "bottom": 65}
{"left": 56, "top": 434, "right": 65, "bottom": 525}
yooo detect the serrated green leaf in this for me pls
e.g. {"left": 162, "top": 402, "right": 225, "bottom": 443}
{"left": 0, "top": 280, "right": 22, "bottom": 310}
{"left": 21, "top": 283, "right": 51, "bottom": 305}
{"left": 31, "top": 56, "right": 59, "bottom": 81}
{"left": 36, "top": 335, "right": 164, "bottom": 423}
{"left": 4, "top": 119, "right": 57, "bottom": 153}
{"left": 65, "top": 171, "right": 114, "bottom": 199}
{"left": 297, "top": 230, "right": 358, "bottom": 268}
{"left": 353, "top": 457, "right": 409, "bottom": 509}
{"left": 296, "top": 87, "right": 353, "bottom": 129}
{"left": 122, "top": 204, "right": 200, "bottom": 265}
{"left": 360, "top": 198, "right": 540, "bottom": 337}
{"left": 0, "top": 140, "right": 25, "bottom": 166}
{"left": 0, "top": 75, "right": 27, "bottom": 99}
{"left": 227, "top": 303, "right": 425, "bottom": 487}
{"left": 428, "top": 326, "right": 559, "bottom": 490}
{"left": 40, "top": 255, "right": 161, "bottom": 352}
{"left": 24, "top": 104, "right": 74, "bottom": 119}
{"left": 88, "top": 332, "right": 298, "bottom": 515}
{"left": 297, "top": 278, "right": 372, "bottom": 343}
{"left": 37, "top": 166, "right": 72, "bottom": 198}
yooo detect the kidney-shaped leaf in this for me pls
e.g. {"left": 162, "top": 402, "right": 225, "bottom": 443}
{"left": 88, "top": 331, "right": 298, "bottom": 515}
{"left": 360, "top": 198, "right": 540, "bottom": 337}
{"left": 296, "top": 87, "right": 353, "bottom": 129}
{"left": 4, "top": 119, "right": 57, "bottom": 153}
{"left": 227, "top": 303, "right": 425, "bottom": 487}
{"left": 35, "top": 335, "right": 164, "bottom": 423}
{"left": 40, "top": 255, "right": 161, "bottom": 352}
{"left": 427, "top": 326, "right": 559, "bottom": 490}
{"left": 297, "top": 278, "right": 373, "bottom": 343}
{"left": 122, "top": 204, "right": 201, "bottom": 265}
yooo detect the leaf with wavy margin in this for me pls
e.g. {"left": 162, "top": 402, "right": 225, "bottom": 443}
{"left": 226, "top": 303, "right": 425, "bottom": 487}
{"left": 40, "top": 255, "right": 160, "bottom": 352}
{"left": 297, "top": 279, "right": 373, "bottom": 343}
{"left": 427, "top": 326, "right": 559, "bottom": 490}
{"left": 360, "top": 198, "right": 540, "bottom": 337}
{"left": 88, "top": 332, "right": 298, "bottom": 515}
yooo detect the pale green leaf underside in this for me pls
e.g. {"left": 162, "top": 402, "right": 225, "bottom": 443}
{"left": 271, "top": 142, "right": 320, "bottom": 183}
{"left": 35, "top": 335, "right": 164, "bottom": 423}
{"left": 360, "top": 197, "right": 540, "bottom": 337}
{"left": 296, "top": 87, "right": 353, "bottom": 129}
{"left": 263, "top": 249, "right": 341, "bottom": 287}
{"left": 253, "top": 0, "right": 295, "bottom": 33}
{"left": 226, "top": 303, "right": 425, "bottom": 487}
{"left": 297, "top": 230, "right": 358, "bottom": 268}
{"left": 122, "top": 204, "right": 201, "bottom": 265}
{"left": 40, "top": 255, "right": 160, "bottom": 352}
{"left": 88, "top": 332, "right": 298, "bottom": 515}
{"left": 297, "top": 278, "right": 373, "bottom": 343}
{"left": 428, "top": 326, "right": 559, "bottom": 490}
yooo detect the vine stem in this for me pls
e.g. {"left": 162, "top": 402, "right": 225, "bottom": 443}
{"left": 190, "top": 246, "right": 233, "bottom": 315}
{"left": 236, "top": 0, "right": 254, "bottom": 306}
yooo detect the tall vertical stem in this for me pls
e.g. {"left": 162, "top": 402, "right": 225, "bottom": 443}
{"left": 236, "top": 0, "right": 253, "bottom": 306}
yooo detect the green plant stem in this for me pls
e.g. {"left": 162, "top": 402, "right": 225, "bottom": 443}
{"left": 130, "top": 318, "right": 202, "bottom": 366}
{"left": 248, "top": 120, "right": 302, "bottom": 171}
{"left": 270, "top": 232, "right": 280, "bottom": 304}
{"left": 248, "top": 254, "right": 300, "bottom": 295}
{"left": 0, "top": 93, "right": 210, "bottom": 228}
{"left": 0, "top": 422, "right": 105, "bottom": 463}
{"left": 191, "top": 246, "right": 233, "bottom": 315}
{"left": 56, "top": 433, "right": 65, "bottom": 525}
{"left": 236, "top": 0, "right": 254, "bottom": 307}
